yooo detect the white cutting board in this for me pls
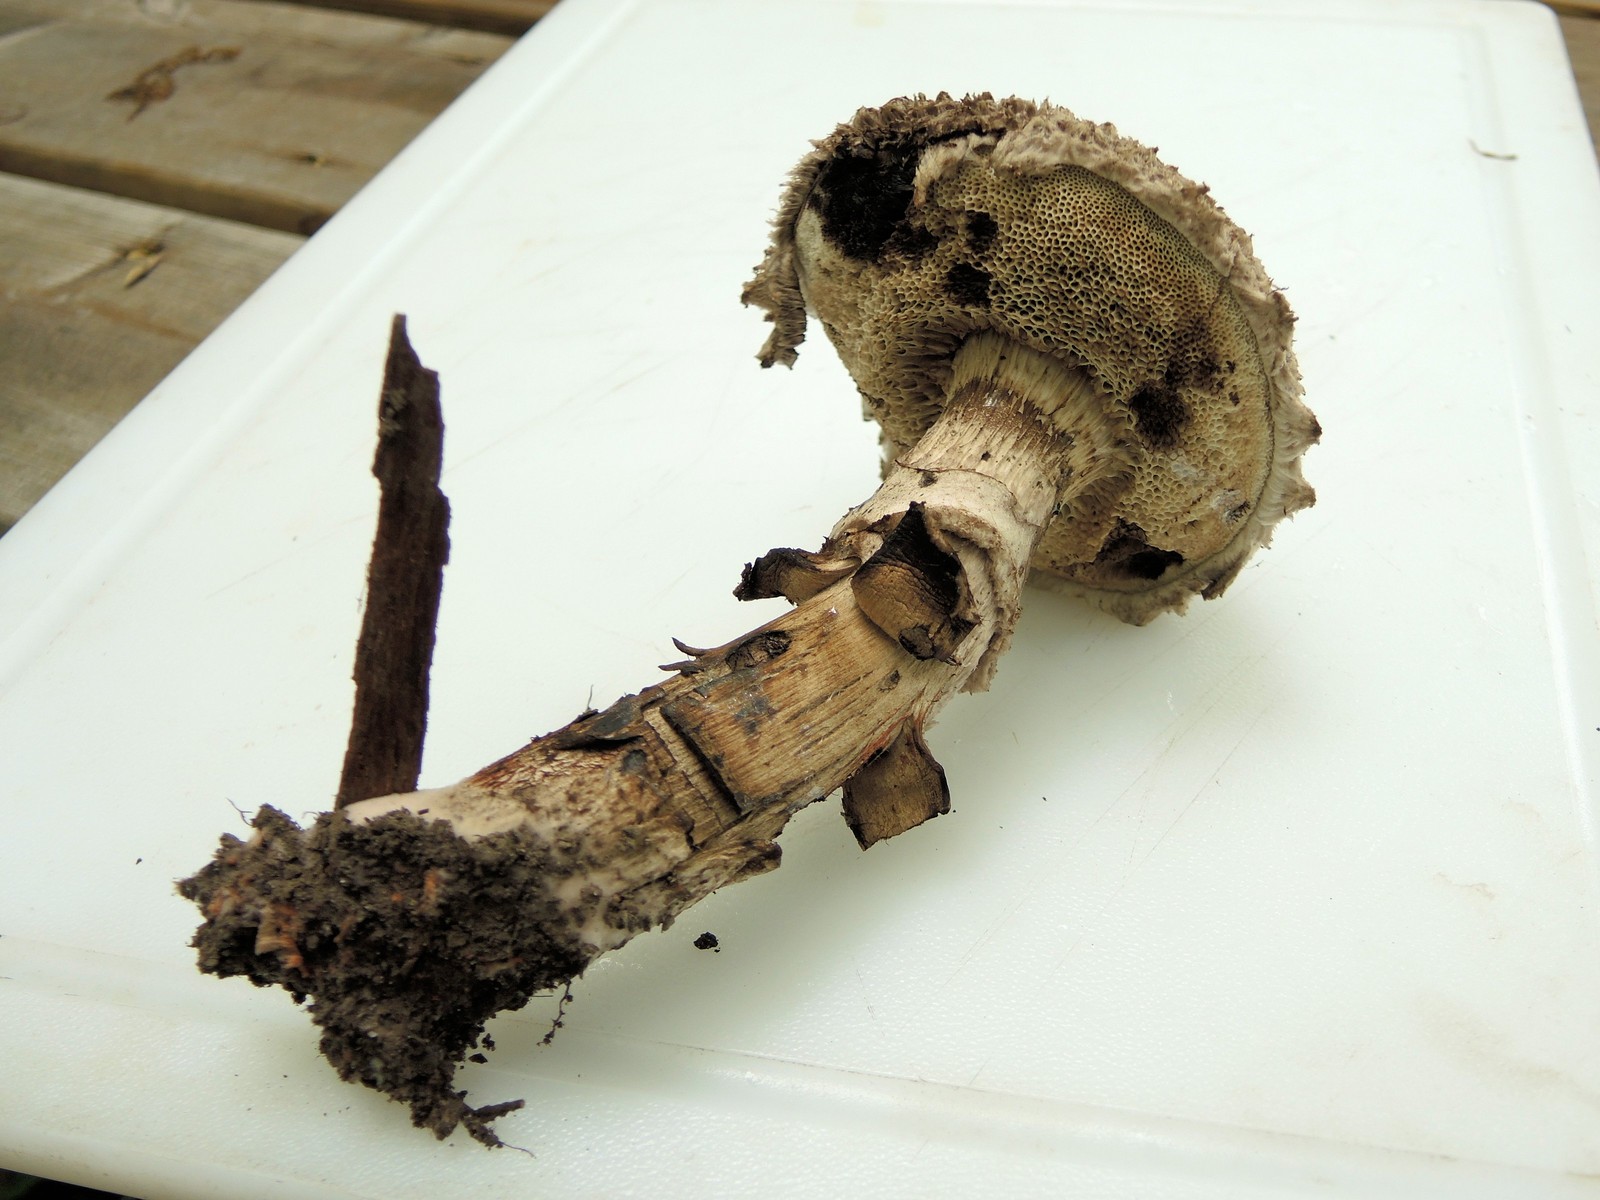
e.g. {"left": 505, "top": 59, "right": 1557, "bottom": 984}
{"left": 3, "top": 0, "right": 1599, "bottom": 1195}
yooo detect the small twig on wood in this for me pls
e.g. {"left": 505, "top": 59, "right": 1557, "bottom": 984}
{"left": 335, "top": 315, "right": 450, "bottom": 808}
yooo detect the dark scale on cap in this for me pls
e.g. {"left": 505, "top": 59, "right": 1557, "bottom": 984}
{"left": 965, "top": 210, "right": 999, "bottom": 253}
{"left": 814, "top": 125, "right": 1000, "bottom": 264}
{"left": 945, "top": 262, "right": 993, "bottom": 308}
{"left": 814, "top": 143, "right": 924, "bottom": 263}
{"left": 1127, "top": 382, "right": 1190, "bottom": 447}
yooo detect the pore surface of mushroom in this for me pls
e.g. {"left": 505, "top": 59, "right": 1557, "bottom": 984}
{"left": 745, "top": 92, "right": 1319, "bottom": 624}
{"left": 181, "top": 93, "right": 1318, "bottom": 1146}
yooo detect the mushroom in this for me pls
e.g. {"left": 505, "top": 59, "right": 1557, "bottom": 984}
{"left": 180, "top": 93, "right": 1318, "bottom": 1145}
{"left": 745, "top": 93, "right": 1317, "bottom": 629}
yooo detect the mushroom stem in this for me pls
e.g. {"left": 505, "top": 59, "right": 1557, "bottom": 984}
{"left": 819, "top": 331, "right": 1120, "bottom": 691}
{"left": 348, "top": 334, "right": 1107, "bottom": 850}
{"left": 179, "top": 332, "right": 1107, "bottom": 1143}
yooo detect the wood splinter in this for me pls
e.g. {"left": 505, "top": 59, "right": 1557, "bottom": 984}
{"left": 335, "top": 313, "right": 449, "bottom": 811}
{"left": 179, "top": 94, "right": 1317, "bottom": 1147}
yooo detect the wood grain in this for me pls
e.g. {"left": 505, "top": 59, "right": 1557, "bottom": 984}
{"left": 0, "top": 171, "right": 301, "bottom": 531}
{"left": 0, "top": 0, "right": 511, "bottom": 234}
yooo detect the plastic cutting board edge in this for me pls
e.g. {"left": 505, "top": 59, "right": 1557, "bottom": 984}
{"left": 2, "top": 0, "right": 1599, "bottom": 1196}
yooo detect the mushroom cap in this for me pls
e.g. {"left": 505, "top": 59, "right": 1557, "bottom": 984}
{"left": 744, "top": 94, "right": 1319, "bottom": 624}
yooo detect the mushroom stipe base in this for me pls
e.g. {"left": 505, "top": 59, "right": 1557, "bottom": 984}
{"left": 179, "top": 807, "right": 573, "bottom": 1146}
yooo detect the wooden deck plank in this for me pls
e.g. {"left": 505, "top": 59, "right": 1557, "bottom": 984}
{"left": 0, "top": 172, "right": 303, "bottom": 531}
{"left": 0, "top": 0, "right": 518, "bottom": 53}
{"left": 262, "top": 0, "right": 557, "bottom": 37}
{"left": 0, "top": 0, "right": 512, "bottom": 234}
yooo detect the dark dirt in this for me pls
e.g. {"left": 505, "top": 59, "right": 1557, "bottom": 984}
{"left": 944, "top": 262, "right": 992, "bottom": 308}
{"left": 813, "top": 125, "right": 994, "bottom": 264}
{"left": 814, "top": 140, "right": 924, "bottom": 262}
{"left": 178, "top": 806, "right": 588, "bottom": 1146}
{"left": 1127, "top": 382, "right": 1190, "bottom": 448}
{"left": 964, "top": 209, "right": 999, "bottom": 254}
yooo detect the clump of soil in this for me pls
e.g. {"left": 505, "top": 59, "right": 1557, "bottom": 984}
{"left": 177, "top": 806, "right": 587, "bottom": 1145}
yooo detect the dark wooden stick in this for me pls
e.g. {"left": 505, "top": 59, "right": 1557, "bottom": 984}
{"left": 335, "top": 315, "right": 450, "bottom": 808}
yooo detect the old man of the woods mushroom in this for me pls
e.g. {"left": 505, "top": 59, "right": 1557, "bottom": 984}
{"left": 180, "top": 94, "right": 1319, "bottom": 1145}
